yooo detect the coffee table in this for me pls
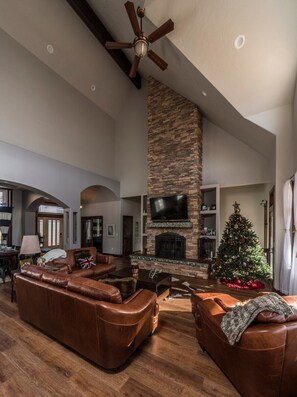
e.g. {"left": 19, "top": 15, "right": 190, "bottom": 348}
{"left": 108, "top": 267, "right": 171, "bottom": 300}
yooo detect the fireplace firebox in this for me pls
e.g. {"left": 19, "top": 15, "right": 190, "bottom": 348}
{"left": 155, "top": 232, "right": 186, "bottom": 259}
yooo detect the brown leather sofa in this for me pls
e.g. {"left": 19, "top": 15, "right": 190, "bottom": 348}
{"left": 191, "top": 292, "right": 297, "bottom": 397}
{"left": 15, "top": 265, "right": 159, "bottom": 369}
{"left": 52, "top": 247, "right": 116, "bottom": 278}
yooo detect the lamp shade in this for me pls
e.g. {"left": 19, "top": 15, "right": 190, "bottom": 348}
{"left": 20, "top": 235, "right": 41, "bottom": 255}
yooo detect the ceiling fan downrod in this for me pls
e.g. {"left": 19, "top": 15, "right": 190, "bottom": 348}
{"left": 134, "top": 7, "right": 148, "bottom": 58}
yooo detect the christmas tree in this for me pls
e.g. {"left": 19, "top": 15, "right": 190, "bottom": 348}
{"left": 213, "top": 202, "right": 272, "bottom": 285}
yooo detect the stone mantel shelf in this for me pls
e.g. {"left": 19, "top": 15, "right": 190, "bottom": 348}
{"left": 130, "top": 254, "right": 211, "bottom": 269}
{"left": 146, "top": 221, "right": 193, "bottom": 229}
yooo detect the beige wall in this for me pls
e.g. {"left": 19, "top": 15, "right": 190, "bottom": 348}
{"left": 81, "top": 201, "right": 121, "bottom": 255}
{"left": 202, "top": 119, "right": 273, "bottom": 187}
{"left": 0, "top": 29, "right": 115, "bottom": 179}
{"left": 115, "top": 81, "right": 148, "bottom": 198}
{"left": 220, "top": 184, "right": 269, "bottom": 248}
{"left": 248, "top": 104, "right": 294, "bottom": 289}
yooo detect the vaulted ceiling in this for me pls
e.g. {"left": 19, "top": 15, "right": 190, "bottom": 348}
{"left": 1, "top": 0, "right": 296, "bottom": 159}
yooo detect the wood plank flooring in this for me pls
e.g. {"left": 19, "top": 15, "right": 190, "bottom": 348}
{"left": 0, "top": 262, "right": 268, "bottom": 397}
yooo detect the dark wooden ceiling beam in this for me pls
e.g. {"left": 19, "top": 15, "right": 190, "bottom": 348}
{"left": 66, "top": 0, "right": 141, "bottom": 89}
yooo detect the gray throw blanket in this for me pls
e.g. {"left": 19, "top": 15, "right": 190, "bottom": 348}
{"left": 221, "top": 292, "right": 294, "bottom": 345}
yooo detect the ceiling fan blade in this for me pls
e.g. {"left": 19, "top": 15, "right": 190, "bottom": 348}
{"left": 129, "top": 55, "right": 141, "bottom": 78}
{"left": 147, "top": 50, "right": 168, "bottom": 71}
{"left": 125, "top": 1, "right": 141, "bottom": 36}
{"left": 148, "top": 19, "right": 174, "bottom": 43}
{"left": 105, "top": 41, "right": 133, "bottom": 49}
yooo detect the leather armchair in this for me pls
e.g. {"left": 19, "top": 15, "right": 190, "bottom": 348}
{"left": 191, "top": 292, "right": 297, "bottom": 397}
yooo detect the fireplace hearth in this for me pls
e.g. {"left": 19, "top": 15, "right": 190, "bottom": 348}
{"left": 155, "top": 232, "right": 186, "bottom": 259}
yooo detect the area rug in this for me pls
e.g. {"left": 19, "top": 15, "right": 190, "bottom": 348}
{"left": 220, "top": 278, "right": 266, "bottom": 290}
{"left": 170, "top": 277, "right": 206, "bottom": 298}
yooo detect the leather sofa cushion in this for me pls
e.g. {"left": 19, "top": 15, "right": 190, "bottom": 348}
{"left": 256, "top": 308, "right": 297, "bottom": 323}
{"left": 99, "top": 277, "right": 137, "bottom": 299}
{"left": 21, "top": 265, "right": 69, "bottom": 287}
{"left": 41, "top": 272, "right": 69, "bottom": 288}
{"left": 67, "top": 277, "right": 122, "bottom": 303}
{"left": 20, "top": 265, "right": 43, "bottom": 280}
{"left": 68, "top": 268, "right": 95, "bottom": 278}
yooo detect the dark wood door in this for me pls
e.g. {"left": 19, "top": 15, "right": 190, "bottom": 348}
{"left": 123, "top": 216, "right": 133, "bottom": 257}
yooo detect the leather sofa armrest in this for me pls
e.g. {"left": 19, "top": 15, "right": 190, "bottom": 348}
{"left": 123, "top": 288, "right": 144, "bottom": 304}
{"left": 96, "top": 253, "right": 114, "bottom": 265}
{"left": 96, "top": 289, "right": 157, "bottom": 323}
{"left": 96, "top": 289, "right": 158, "bottom": 369}
{"left": 51, "top": 259, "right": 72, "bottom": 273}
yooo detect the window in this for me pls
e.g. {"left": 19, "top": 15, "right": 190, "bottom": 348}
{"left": 0, "top": 189, "right": 12, "bottom": 207}
{"left": 38, "top": 205, "right": 64, "bottom": 214}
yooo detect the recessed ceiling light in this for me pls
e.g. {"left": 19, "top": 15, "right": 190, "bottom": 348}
{"left": 234, "top": 35, "right": 245, "bottom": 50}
{"left": 91, "top": 84, "right": 96, "bottom": 92}
{"left": 46, "top": 44, "right": 54, "bottom": 54}
{"left": 202, "top": 91, "right": 207, "bottom": 97}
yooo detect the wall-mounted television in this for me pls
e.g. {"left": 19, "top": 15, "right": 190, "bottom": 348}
{"left": 150, "top": 194, "right": 188, "bottom": 221}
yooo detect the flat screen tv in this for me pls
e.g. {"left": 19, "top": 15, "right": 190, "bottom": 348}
{"left": 150, "top": 194, "right": 188, "bottom": 221}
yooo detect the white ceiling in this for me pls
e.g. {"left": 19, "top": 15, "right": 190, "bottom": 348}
{"left": 1, "top": 0, "right": 295, "bottom": 159}
{"left": 145, "top": 0, "right": 297, "bottom": 117}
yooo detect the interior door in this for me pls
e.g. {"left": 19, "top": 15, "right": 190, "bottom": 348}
{"left": 123, "top": 216, "right": 133, "bottom": 257}
{"left": 37, "top": 215, "right": 63, "bottom": 249}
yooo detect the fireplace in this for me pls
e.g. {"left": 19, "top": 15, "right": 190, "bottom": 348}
{"left": 155, "top": 232, "right": 186, "bottom": 259}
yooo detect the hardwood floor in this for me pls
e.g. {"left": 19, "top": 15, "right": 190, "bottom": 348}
{"left": 0, "top": 262, "right": 268, "bottom": 396}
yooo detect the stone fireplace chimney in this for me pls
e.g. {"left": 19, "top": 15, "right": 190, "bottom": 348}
{"left": 131, "top": 78, "right": 208, "bottom": 278}
{"left": 147, "top": 77, "right": 203, "bottom": 260}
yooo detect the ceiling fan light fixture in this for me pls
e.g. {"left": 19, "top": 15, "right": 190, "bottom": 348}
{"left": 107, "top": 2, "right": 173, "bottom": 79}
{"left": 134, "top": 37, "right": 148, "bottom": 58}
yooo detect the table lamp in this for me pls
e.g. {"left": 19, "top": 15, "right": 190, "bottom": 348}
{"left": 20, "top": 235, "right": 41, "bottom": 264}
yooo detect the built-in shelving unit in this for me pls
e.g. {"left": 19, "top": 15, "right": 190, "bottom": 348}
{"left": 141, "top": 194, "right": 147, "bottom": 254}
{"left": 199, "top": 184, "right": 220, "bottom": 258}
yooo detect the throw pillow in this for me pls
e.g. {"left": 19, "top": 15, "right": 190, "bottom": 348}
{"left": 74, "top": 250, "right": 91, "bottom": 267}
{"left": 19, "top": 257, "right": 33, "bottom": 267}
{"left": 78, "top": 255, "right": 96, "bottom": 269}
{"left": 99, "top": 277, "right": 137, "bottom": 299}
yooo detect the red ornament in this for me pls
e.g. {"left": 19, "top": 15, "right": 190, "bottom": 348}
{"left": 240, "top": 238, "right": 245, "bottom": 244}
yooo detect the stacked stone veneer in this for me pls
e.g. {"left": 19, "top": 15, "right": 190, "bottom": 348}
{"left": 147, "top": 77, "right": 203, "bottom": 260}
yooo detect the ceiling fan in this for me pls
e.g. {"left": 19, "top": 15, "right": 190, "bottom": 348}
{"left": 105, "top": 1, "right": 174, "bottom": 78}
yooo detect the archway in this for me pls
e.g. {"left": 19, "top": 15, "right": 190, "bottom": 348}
{"left": 0, "top": 179, "right": 69, "bottom": 248}
{"left": 80, "top": 185, "right": 120, "bottom": 254}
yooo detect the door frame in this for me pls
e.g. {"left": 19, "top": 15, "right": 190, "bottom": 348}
{"left": 122, "top": 215, "right": 133, "bottom": 257}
